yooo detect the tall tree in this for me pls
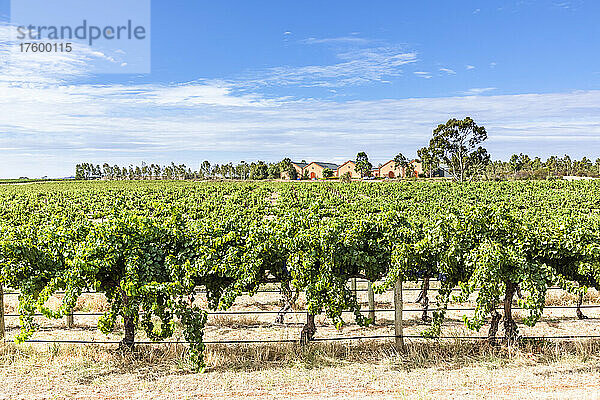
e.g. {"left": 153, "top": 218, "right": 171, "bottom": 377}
{"left": 250, "top": 161, "right": 268, "bottom": 180}
{"left": 416, "top": 147, "right": 439, "bottom": 178}
{"left": 200, "top": 161, "right": 211, "bottom": 178}
{"left": 545, "top": 156, "right": 558, "bottom": 177}
{"left": 425, "top": 117, "right": 490, "bottom": 182}
{"left": 267, "top": 163, "right": 281, "bottom": 179}
{"left": 279, "top": 158, "right": 297, "bottom": 180}
{"left": 393, "top": 153, "right": 411, "bottom": 178}
{"left": 322, "top": 168, "right": 334, "bottom": 179}
{"left": 354, "top": 152, "right": 372, "bottom": 178}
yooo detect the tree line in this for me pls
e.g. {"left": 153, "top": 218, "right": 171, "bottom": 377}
{"left": 75, "top": 160, "right": 283, "bottom": 181}
{"left": 75, "top": 117, "right": 600, "bottom": 182}
{"left": 414, "top": 117, "right": 599, "bottom": 181}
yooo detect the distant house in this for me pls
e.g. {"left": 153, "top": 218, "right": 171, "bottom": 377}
{"left": 281, "top": 162, "right": 308, "bottom": 180}
{"left": 278, "top": 157, "right": 425, "bottom": 180}
{"left": 410, "top": 160, "right": 423, "bottom": 177}
{"left": 432, "top": 165, "right": 451, "bottom": 178}
{"left": 379, "top": 159, "right": 423, "bottom": 178}
{"left": 305, "top": 162, "right": 339, "bottom": 179}
{"left": 336, "top": 160, "right": 361, "bottom": 179}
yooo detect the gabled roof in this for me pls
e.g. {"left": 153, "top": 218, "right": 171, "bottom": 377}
{"left": 292, "top": 162, "right": 308, "bottom": 168}
{"left": 336, "top": 160, "right": 356, "bottom": 170}
{"left": 380, "top": 159, "right": 396, "bottom": 168}
{"left": 307, "top": 162, "right": 339, "bottom": 170}
{"left": 380, "top": 159, "right": 420, "bottom": 169}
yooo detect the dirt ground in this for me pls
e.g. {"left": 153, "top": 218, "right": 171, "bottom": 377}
{"left": 2, "top": 340, "right": 600, "bottom": 400}
{"left": 3, "top": 284, "right": 600, "bottom": 343}
{"left": 2, "top": 284, "right": 600, "bottom": 399}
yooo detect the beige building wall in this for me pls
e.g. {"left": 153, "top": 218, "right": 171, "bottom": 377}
{"left": 379, "top": 160, "right": 423, "bottom": 178}
{"left": 305, "top": 162, "right": 325, "bottom": 179}
{"left": 411, "top": 161, "right": 423, "bottom": 177}
{"left": 379, "top": 160, "right": 402, "bottom": 178}
{"left": 336, "top": 161, "right": 361, "bottom": 178}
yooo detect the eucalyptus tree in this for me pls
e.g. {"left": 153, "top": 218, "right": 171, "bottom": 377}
{"left": 354, "top": 152, "right": 372, "bottom": 178}
{"left": 422, "top": 117, "right": 490, "bottom": 182}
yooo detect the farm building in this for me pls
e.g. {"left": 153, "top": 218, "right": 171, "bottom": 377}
{"left": 378, "top": 159, "right": 423, "bottom": 178}
{"left": 336, "top": 160, "right": 362, "bottom": 179}
{"left": 432, "top": 165, "right": 451, "bottom": 178}
{"left": 280, "top": 161, "right": 308, "bottom": 180}
{"left": 410, "top": 160, "right": 423, "bottom": 177}
{"left": 279, "top": 157, "right": 423, "bottom": 180}
{"left": 305, "top": 162, "right": 339, "bottom": 179}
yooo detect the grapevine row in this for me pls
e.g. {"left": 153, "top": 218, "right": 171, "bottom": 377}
{"left": 0, "top": 180, "right": 599, "bottom": 369}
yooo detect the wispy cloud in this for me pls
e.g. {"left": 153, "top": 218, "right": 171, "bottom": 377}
{"left": 240, "top": 46, "right": 418, "bottom": 88}
{"left": 301, "top": 36, "right": 371, "bottom": 45}
{"left": 413, "top": 71, "right": 432, "bottom": 79}
{"left": 439, "top": 67, "right": 456, "bottom": 75}
{"left": 1, "top": 24, "right": 599, "bottom": 178}
{"left": 0, "top": 24, "right": 128, "bottom": 85}
{"left": 461, "top": 87, "right": 497, "bottom": 95}
{"left": 466, "top": 65, "right": 476, "bottom": 70}
{"left": 2, "top": 79, "right": 600, "bottom": 176}
{"left": 554, "top": 2, "right": 571, "bottom": 9}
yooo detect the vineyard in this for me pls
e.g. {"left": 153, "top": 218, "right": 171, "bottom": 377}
{"left": 1, "top": 180, "right": 600, "bottom": 371}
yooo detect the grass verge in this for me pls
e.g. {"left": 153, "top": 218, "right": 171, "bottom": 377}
{"left": 2, "top": 338, "right": 600, "bottom": 374}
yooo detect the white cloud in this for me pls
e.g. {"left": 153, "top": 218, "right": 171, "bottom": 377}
{"left": 302, "top": 36, "right": 371, "bottom": 45}
{"left": 554, "top": 2, "right": 571, "bottom": 9}
{"left": 461, "top": 87, "right": 497, "bottom": 95}
{"left": 0, "top": 24, "right": 125, "bottom": 85}
{"left": 439, "top": 67, "right": 456, "bottom": 75}
{"left": 466, "top": 65, "right": 476, "bottom": 70}
{"left": 3, "top": 75, "right": 600, "bottom": 177}
{"left": 414, "top": 71, "right": 432, "bottom": 79}
{"left": 1, "top": 23, "right": 599, "bottom": 178}
{"left": 241, "top": 47, "right": 418, "bottom": 88}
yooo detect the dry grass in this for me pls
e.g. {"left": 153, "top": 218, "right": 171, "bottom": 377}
{"left": 2, "top": 339, "right": 600, "bottom": 399}
{"left": 2, "top": 337, "right": 600, "bottom": 373}
{"left": 3, "top": 287, "right": 600, "bottom": 398}
{"left": 545, "top": 289, "right": 600, "bottom": 306}
{"left": 208, "top": 315, "right": 264, "bottom": 328}
{"left": 73, "top": 294, "right": 110, "bottom": 313}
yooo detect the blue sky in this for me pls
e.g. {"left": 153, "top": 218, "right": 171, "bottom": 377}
{"left": 1, "top": 0, "right": 600, "bottom": 177}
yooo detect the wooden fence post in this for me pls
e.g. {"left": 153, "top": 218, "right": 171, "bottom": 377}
{"left": 394, "top": 279, "right": 404, "bottom": 351}
{"left": 301, "top": 312, "right": 316, "bottom": 344}
{"left": 0, "top": 284, "right": 5, "bottom": 340}
{"left": 367, "top": 281, "right": 375, "bottom": 322}
{"left": 66, "top": 312, "right": 74, "bottom": 328}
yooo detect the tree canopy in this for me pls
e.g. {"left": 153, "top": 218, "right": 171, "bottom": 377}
{"left": 420, "top": 117, "right": 490, "bottom": 182}
{"left": 354, "top": 152, "right": 372, "bottom": 178}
